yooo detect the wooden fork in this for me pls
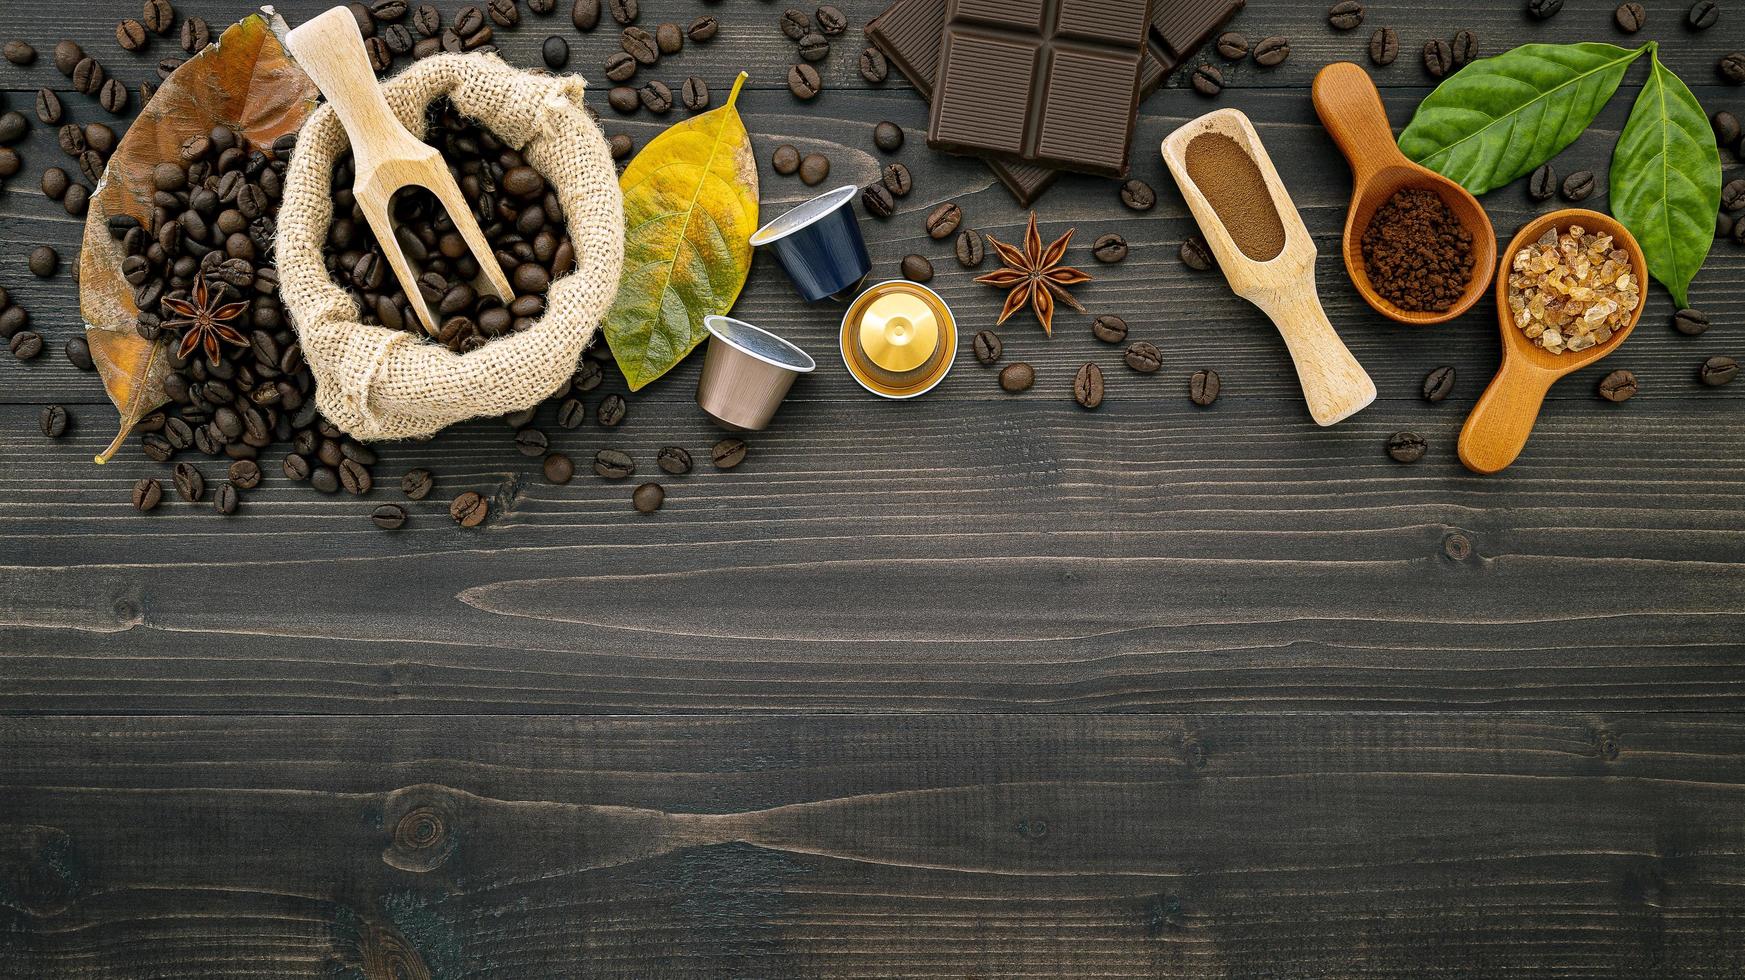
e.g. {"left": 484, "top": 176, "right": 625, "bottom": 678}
{"left": 286, "top": 6, "right": 513, "bottom": 337}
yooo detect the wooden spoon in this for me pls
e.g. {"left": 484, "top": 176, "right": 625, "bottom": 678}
{"left": 1458, "top": 209, "right": 1648, "bottom": 475}
{"left": 1161, "top": 108, "right": 1375, "bottom": 427}
{"left": 286, "top": 6, "right": 512, "bottom": 337}
{"left": 1312, "top": 61, "right": 1496, "bottom": 326}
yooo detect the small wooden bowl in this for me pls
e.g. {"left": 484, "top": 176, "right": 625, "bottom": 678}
{"left": 1312, "top": 63, "right": 1496, "bottom": 326}
{"left": 1457, "top": 209, "right": 1649, "bottom": 475}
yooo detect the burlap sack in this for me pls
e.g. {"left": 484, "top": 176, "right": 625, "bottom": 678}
{"left": 276, "top": 54, "right": 624, "bottom": 442}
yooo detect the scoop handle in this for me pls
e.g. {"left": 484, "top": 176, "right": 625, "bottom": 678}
{"left": 1458, "top": 359, "right": 1554, "bottom": 474}
{"left": 286, "top": 7, "right": 421, "bottom": 172}
{"left": 1312, "top": 62, "right": 1409, "bottom": 187}
{"left": 1249, "top": 284, "right": 1376, "bottom": 426}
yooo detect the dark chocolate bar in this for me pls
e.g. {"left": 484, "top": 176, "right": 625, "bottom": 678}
{"left": 867, "top": 0, "right": 1245, "bottom": 203}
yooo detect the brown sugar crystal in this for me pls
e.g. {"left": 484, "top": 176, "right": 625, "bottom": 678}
{"left": 1360, "top": 187, "right": 1475, "bottom": 313}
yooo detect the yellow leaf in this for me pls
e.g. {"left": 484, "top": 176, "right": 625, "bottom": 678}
{"left": 603, "top": 72, "right": 758, "bottom": 391}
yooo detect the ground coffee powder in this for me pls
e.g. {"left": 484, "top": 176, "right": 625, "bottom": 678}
{"left": 1360, "top": 187, "right": 1474, "bottom": 313}
{"left": 1184, "top": 132, "right": 1286, "bottom": 262}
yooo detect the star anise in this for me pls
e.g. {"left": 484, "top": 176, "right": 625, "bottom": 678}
{"left": 973, "top": 211, "right": 1092, "bottom": 336}
{"left": 160, "top": 276, "right": 249, "bottom": 362}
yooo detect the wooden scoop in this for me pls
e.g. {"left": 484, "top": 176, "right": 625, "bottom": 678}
{"left": 1161, "top": 109, "right": 1375, "bottom": 426}
{"left": 286, "top": 6, "right": 512, "bottom": 337}
{"left": 1311, "top": 62, "right": 1496, "bottom": 325}
{"left": 1458, "top": 209, "right": 1648, "bottom": 474}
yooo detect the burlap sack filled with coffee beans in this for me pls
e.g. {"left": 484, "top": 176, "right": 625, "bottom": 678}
{"left": 277, "top": 53, "right": 623, "bottom": 441}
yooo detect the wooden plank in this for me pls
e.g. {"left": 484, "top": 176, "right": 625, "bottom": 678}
{"left": 4, "top": 713, "right": 1745, "bottom": 977}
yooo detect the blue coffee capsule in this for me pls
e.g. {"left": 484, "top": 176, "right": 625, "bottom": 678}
{"left": 749, "top": 185, "right": 872, "bottom": 302}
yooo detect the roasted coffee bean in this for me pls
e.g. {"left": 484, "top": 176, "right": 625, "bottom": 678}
{"left": 142, "top": 0, "right": 175, "bottom": 35}
{"left": 58, "top": 122, "right": 86, "bottom": 157}
{"left": 1124, "top": 342, "right": 1162, "bottom": 374}
{"left": 1528, "top": 163, "right": 1557, "bottom": 201}
{"left": 873, "top": 120, "right": 903, "bottom": 152}
{"left": 4, "top": 41, "right": 35, "bottom": 66}
{"left": 542, "top": 452, "right": 574, "bottom": 484}
{"left": 79, "top": 150, "right": 105, "bottom": 185}
{"left": 1614, "top": 3, "right": 1646, "bottom": 33}
{"left": 1689, "top": 0, "right": 1720, "bottom": 30}
{"left": 283, "top": 453, "right": 311, "bottom": 482}
{"left": 609, "top": 0, "right": 638, "bottom": 26}
{"left": 212, "top": 482, "right": 240, "bottom": 515}
{"left": 779, "top": 8, "right": 811, "bottom": 39}
{"left": 1451, "top": 30, "right": 1478, "bottom": 68}
{"left": 637, "top": 79, "right": 674, "bottom": 112}
{"left": 632, "top": 482, "right": 664, "bottom": 513}
{"left": 156, "top": 56, "right": 183, "bottom": 80}
{"left": 555, "top": 397, "right": 586, "bottom": 429}
{"left": 1597, "top": 368, "right": 1638, "bottom": 402}
{"left": 0, "top": 146, "right": 17, "bottom": 178}
{"left": 1528, "top": 0, "right": 1563, "bottom": 19}
{"left": 9, "top": 331, "right": 42, "bottom": 360}
{"left": 797, "top": 32, "right": 830, "bottom": 62}
{"left": 608, "top": 85, "right": 638, "bottom": 113}
{"left": 1720, "top": 52, "right": 1745, "bottom": 85}
{"left": 711, "top": 437, "right": 747, "bottom": 469}
{"left": 228, "top": 459, "right": 262, "bottom": 489}
{"left": 881, "top": 162, "right": 912, "bottom": 196}
{"left": 374, "top": 0, "right": 409, "bottom": 19}
{"left": 788, "top": 62, "right": 821, "bottom": 100}
{"left": 999, "top": 361, "right": 1035, "bottom": 393}
{"left": 771, "top": 143, "right": 800, "bottom": 175}
{"left": 570, "top": 0, "right": 597, "bottom": 30}
{"left": 346, "top": 1, "right": 376, "bottom": 36}
{"left": 688, "top": 16, "right": 719, "bottom": 43}
{"left": 455, "top": 5, "right": 484, "bottom": 35}
{"left": 450, "top": 490, "right": 488, "bottom": 526}
{"left": 798, "top": 152, "right": 829, "bottom": 185}
{"left": 1179, "top": 236, "right": 1215, "bottom": 271}
{"left": 1674, "top": 308, "right": 1711, "bottom": 336}
{"left": 1722, "top": 178, "right": 1745, "bottom": 212}
{"left": 1072, "top": 363, "right": 1105, "bottom": 409}
{"left": 1216, "top": 32, "right": 1248, "bottom": 59}
{"left": 173, "top": 461, "right": 205, "bottom": 501}
{"left": 1, "top": 305, "right": 33, "bottom": 338}
{"left": 972, "top": 330, "right": 1003, "bottom": 366}
{"left": 415, "top": 3, "right": 442, "bottom": 34}
{"left": 371, "top": 503, "right": 407, "bottom": 529}
{"left": 1386, "top": 431, "right": 1427, "bottom": 463}
{"left": 621, "top": 26, "right": 657, "bottom": 64}
{"left": 181, "top": 16, "right": 210, "bottom": 52}
{"left": 609, "top": 133, "right": 633, "bottom": 159}
{"left": 892, "top": 254, "right": 929, "bottom": 283}
{"left": 29, "top": 246, "right": 59, "bottom": 278}
{"left": 53, "top": 40, "right": 85, "bottom": 77}
{"left": 39, "top": 405, "right": 69, "bottom": 438}
{"left": 1700, "top": 355, "right": 1739, "bottom": 386}
{"left": 594, "top": 448, "right": 635, "bottom": 478}
{"left": 65, "top": 336, "right": 93, "bottom": 370}
{"left": 1189, "top": 368, "right": 1220, "bottom": 406}
{"left": 597, "top": 393, "right": 626, "bottom": 426}
{"left": 400, "top": 468, "right": 434, "bottom": 499}
{"left": 364, "top": 34, "right": 393, "bottom": 69}
{"left": 339, "top": 458, "right": 373, "bottom": 495}
{"left": 36, "top": 89, "right": 64, "bottom": 125}
{"left": 117, "top": 19, "right": 149, "bottom": 51}
{"left": 859, "top": 46, "right": 888, "bottom": 82}
{"left": 1191, "top": 63, "right": 1223, "bottom": 96}
{"left": 488, "top": 0, "right": 519, "bottom": 28}
{"left": 1092, "top": 233, "right": 1128, "bottom": 263}
{"left": 1423, "top": 39, "right": 1453, "bottom": 78}
{"left": 73, "top": 57, "right": 106, "bottom": 96}
{"left": 955, "top": 228, "right": 985, "bottom": 267}
{"left": 513, "top": 427, "right": 548, "bottom": 457}
{"left": 85, "top": 123, "right": 116, "bottom": 156}
{"left": 1369, "top": 27, "right": 1398, "bottom": 66}
{"left": 815, "top": 3, "right": 847, "bottom": 35}
{"left": 1254, "top": 36, "right": 1290, "bottom": 67}
{"left": 604, "top": 51, "right": 637, "bottom": 81}
{"left": 655, "top": 22, "right": 681, "bottom": 54}
{"left": 1562, "top": 171, "right": 1595, "bottom": 202}
{"left": 925, "top": 203, "right": 961, "bottom": 239}
{"left": 1423, "top": 365, "right": 1456, "bottom": 402}
{"left": 682, "top": 76, "right": 709, "bottom": 111}
{"left": 861, "top": 182, "right": 895, "bottom": 218}
{"left": 132, "top": 478, "right": 163, "bottom": 511}
{"left": 1328, "top": 1, "right": 1365, "bottom": 30}
{"left": 1111, "top": 183, "right": 1154, "bottom": 217}
{"left": 1091, "top": 314, "right": 1128, "bottom": 344}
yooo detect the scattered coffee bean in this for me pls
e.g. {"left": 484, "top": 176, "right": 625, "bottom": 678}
{"left": 1328, "top": 2, "right": 1365, "bottom": 30}
{"left": 788, "top": 63, "right": 821, "bottom": 100}
{"left": 1369, "top": 27, "right": 1398, "bottom": 66}
{"left": 779, "top": 8, "right": 810, "bottom": 40}
{"left": 181, "top": 16, "right": 210, "bottom": 52}
{"left": 798, "top": 32, "right": 829, "bottom": 62}
{"left": 638, "top": 80, "right": 673, "bottom": 114}
{"left": 573, "top": 359, "right": 604, "bottom": 392}
{"left": 375, "top": 0, "right": 410, "bottom": 19}
{"left": 173, "top": 461, "right": 205, "bottom": 502}
{"left": 873, "top": 120, "right": 903, "bottom": 152}
{"left": 1451, "top": 30, "right": 1478, "bottom": 68}
{"left": 3, "top": 41, "right": 35, "bottom": 66}
{"left": 542, "top": 34, "right": 569, "bottom": 69}
{"left": 372, "top": 503, "right": 408, "bottom": 529}
{"left": 597, "top": 393, "right": 626, "bottom": 426}
{"left": 1689, "top": 0, "right": 1719, "bottom": 30}
{"left": 999, "top": 361, "right": 1035, "bottom": 393}
{"left": 1387, "top": 431, "right": 1427, "bottom": 463}
{"left": 655, "top": 21, "right": 682, "bottom": 55}
{"left": 1423, "top": 365, "right": 1456, "bottom": 402}
{"left": 607, "top": 85, "right": 638, "bottom": 113}
{"left": 603, "top": 51, "right": 636, "bottom": 81}
{"left": 657, "top": 446, "right": 692, "bottom": 475}
{"left": 1189, "top": 368, "right": 1220, "bottom": 406}
{"left": 972, "top": 329, "right": 1003, "bottom": 365}
{"left": 1699, "top": 355, "right": 1739, "bottom": 386}
{"left": 632, "top": 482, "right": 664, "bottom": 513}
{"left": 228, "top": 459, "right": 261, "bottom": 489}
{"left": 28, "top": 246, "right": 58, "bottom": 278}
{"left": 450, "top": 490, "right": 488, "bottom": 526}
{"left": 1119, "top": 178, "right": 1156, "bottom": 212}
{"left": 1124, "top": 342, "right": 1161, "bottom": 374}
{"left": 711, "top": 437, "right": 747, "bottom": 469}
{"left": 54, "top": 40, "right": 84, "bottom": 77}
{"left": 64, "top": 336, "right": 93, "bottom": 370}
{"left": 688, "top": 16, "right": 718, "bottom": 43}
{"left": 213, "top": 482, "right": 240, "bottom": 515}
{"left": 816, "top": 4, "right": 847, "bottom": 35}
{"left": 1529, "top": 163, "right": 1557, "bottom": 201}
{"left": 132, "top": 478, "right": 163, "bottom": 512}
{"left": 100, "top": 77, "right": 129, "bottom": 114}
{"left": 859, "top": 46, "right": 888, "bottom": 82}
{"left": 609, "top": 133, "right": 633, "bottom": 159}
{"left": 9, "top": 331, "right": 40, "bottom": 360}
{"left": 620, "top": 26, "right": 657, "bottom": 64}
{"left": 39, "top": 405, "right": 69, "bottom": 438}
{"left": 798, "top": 152, "right": 829, "bottom": 185}
{"left": 142, "top": 0, "right": 176, "bottom": 35}
{"left": 882, "top": 162, "right": 912, "bottom": 196}
{"left": 415, "top": 3, "right": 443, "bottom": 34}
{"left": 568, "top": 0, "right": 596, "bottom": 30}
{"left": 514, "top": 427, "right": 548, "bottom": 457}
{"left": 73, "top": 57, "right": 106, "bottom": 96}
{"left": 1254, "top": 36, "right": 1290, "bottom": 67}
{"left": 1528, "top": 0, "right": 1563, "bottom": 19}
{"left": 1673, "top": 308, "right": 1711, "bottom": 336}
{"left": 1092, "top": 233, "right": 1128, "bottom": 263}
{"left": 607, "top": 0, "right": 636, "bottom": 26}
{"left": 1562, "top": 170, "right": 1595, "bottom": 202}
{"left": 925, "top": 202, "right": 961, "bottom": 239}
{"left": 543, "top": 452, "right": 574, "bottom": 483}
{"left": 40, "top": 167, "right": 71, "bottom": 199}
{"left": 1091, "top": 314, "right": 1128, "bottom": 344}
{"left": 1191, "top": 63, "right": 1223, "bottom": 96}
{"left": 955, "top": 228, "right": 985, "bottom": 267}
{"left": 401, "top": 468, "right": 434, "bottom": 499}
{"left": 1073, "top": 363, "right": 1105, "bottom": 409}
{"left": 1424, "top": 39, "right": 1454, "bottom": 78}
{"left": 1720, "top": 52, "right": 1745, "bottom": 85}
{"left": 1722, "top": 178, "right": 1745, "bottom": 212}
{"left": 156, "top": 56, "right": 183, "bottom": 80}
{"left": 117, "top": 19, "right": 149, "bottom": 51}
{"left": 1597, "top": 368, "right": 1638, "bottom": 402}
{"left": 862, "top": 182, "right": 895, "bottom": 218}
{"left": 489, "top": 0, "right": 520, "bottom": 28}
{"left": 1216, "top": 32, "right": 1247, "bottom": 59}
{"left": 771, "top": 143, "right": 800, "bottom": 175}
{"left": 1179, "top": 236, "right": 1215, "bottom": 271}
{"left": 682, "top": 76, "right": 709, "bottom": 111}
{"left": 900, "top": 254, "right": 933, "bottom": 282}
{"left": 1614, "top": 2, "right": 1646, "bottom": 33}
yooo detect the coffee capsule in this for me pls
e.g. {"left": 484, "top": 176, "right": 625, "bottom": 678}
{"left": 749, "top": 185, "right": 872, "bottom": 302}
{"left": 839, "top": 280, "right": 957, "bottom": 399}
{"left": 697, "top": 315, "right": 817, "bottom": 431}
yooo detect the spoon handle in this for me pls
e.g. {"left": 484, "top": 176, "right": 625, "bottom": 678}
{"left": 1312, "top": 62, "right": 1408, "bottom": 187}
{"left": 1249, "top": 283, "right": 1376, "bottom": 427}
{"left": 1458, "top": 359, "right": 1554, "bottom": 474}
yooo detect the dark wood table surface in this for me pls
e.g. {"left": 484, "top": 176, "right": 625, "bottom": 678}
{"left": 3, "top": 0, "right": 1743, "bottom": 975}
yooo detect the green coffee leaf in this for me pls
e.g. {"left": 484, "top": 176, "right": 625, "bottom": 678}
{"left": 1399, "top": 43, "right": 1647, "bottom": 195}
{"left": 1609, "top": 50, "right": 1721, "bottom": 308}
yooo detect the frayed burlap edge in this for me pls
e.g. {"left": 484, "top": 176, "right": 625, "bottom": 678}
{"left": 277, "top": 53, "right": 624, "bottom": 442}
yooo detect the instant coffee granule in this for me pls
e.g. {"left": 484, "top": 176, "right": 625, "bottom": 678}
{"left": 1360, "top": 188, "right": 1475, "bottom": 313}
{"left": 1183, "top": 132, "right": 1286, "bottom": 261}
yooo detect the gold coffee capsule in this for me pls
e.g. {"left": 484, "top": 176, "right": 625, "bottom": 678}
{"left": 840, "top": 280, "right": 957, "bottom": 399}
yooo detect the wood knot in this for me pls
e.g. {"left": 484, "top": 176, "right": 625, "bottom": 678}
{"left": 0, "top": 824, "right": 81, "bottom": 917}
{"left": 1015, "top": 818, "right": 1049, "bottom": 840}
{"left": 1181, "top": 735, "right": 1209, "bottom": 771}
{"left": 1596, "top": 731, "right": 1621, "bottom": 761}
{"left": 1442, "top": 532, "right": 1473, "bottom": 561}
{"left": 381, "top": 786, "right": 459, "bottom": 873}
{"left": 359, "top": 921, "right": 431, "bottom": 980}
{"left": 1145, "top": 893, "right": 1187, "bottom": 935}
